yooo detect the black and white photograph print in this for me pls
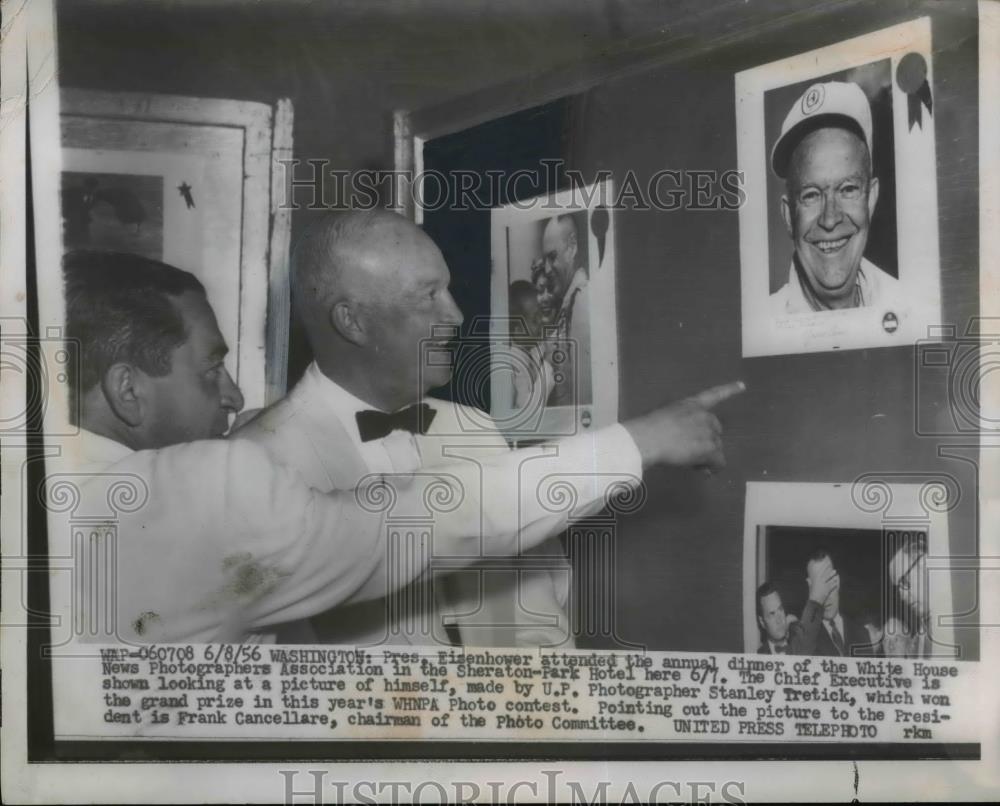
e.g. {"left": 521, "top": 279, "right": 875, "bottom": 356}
{"left": 736, "top": 17, "right": 942, "bottom": 357}
{"left": 742, "top": 482, "right": 956, "bottom": 659}
{"left": 60, "top": 89, "right": 290, "bottom": 410}
{"left": 764, "top": 60, "right": 898, "bottom": 307}
{"left": 61, "top": 171, "right": 165, "bottom": 258}
{"left": 755, "top": 525, "right": 891, "bottom": 658}
{"left": 489, "top": 179, "right": 619, "bottom": 440}
{"left": 2, "top": 0, "right": 994, "bottom": 800}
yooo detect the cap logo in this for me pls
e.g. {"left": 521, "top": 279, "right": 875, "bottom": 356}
{"left": 801, "top": 84, "right": 825, "bottom": 115}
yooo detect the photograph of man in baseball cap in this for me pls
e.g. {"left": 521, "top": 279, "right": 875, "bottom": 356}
{"left": 768, "top": 76, "right": 902, "bottom": 315}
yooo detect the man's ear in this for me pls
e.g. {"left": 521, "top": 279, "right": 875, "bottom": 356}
{"left": 101, "top": 363, "right": 144, "bottom": 427}
{"left": 330, "top": 299, "right": 368, "bottom": 346}
{"left": 780, "top": 194, "right": 793, "bottom": 236}
{"left": 867, "top": 175, "right": 880, "bottom": 219}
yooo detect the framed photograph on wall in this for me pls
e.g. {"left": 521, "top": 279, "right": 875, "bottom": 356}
{"left": 743, "top": 481, "right": 956, "bottom": 659}
{"left": 488, "top": 179, "right": 619, "bottom": 440}
{"left": 735, "top": 17, "right": 941, "bottom": 357}
{"left": 60, "top": 89, "right": 294, "bottom": 410}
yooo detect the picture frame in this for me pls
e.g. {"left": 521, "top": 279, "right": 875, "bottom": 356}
{"left": 60, "top": 89, "right": 294, "bottom": 409}
{"left": 488, "top": 180, "right": 619, "bottom": 440}
{"left": 735, "top": 17, "right": 942, "bottom": 357}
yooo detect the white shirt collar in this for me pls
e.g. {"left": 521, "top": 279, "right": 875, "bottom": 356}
{"left": 306, "top": 362, "right": 390, "bottom": 444}
{"left": 783, "top": 257, "right": 878, "bottom": 313}
{"left": 304, "top": 362, "right": 426, "bottom": 474}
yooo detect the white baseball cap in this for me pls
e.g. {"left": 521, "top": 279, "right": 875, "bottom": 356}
{"left": 770, "top": 81, "right": 873, "bottom": 178}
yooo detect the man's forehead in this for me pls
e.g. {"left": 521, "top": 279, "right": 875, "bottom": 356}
{"left": 762, "top": 591, "right": 782, "bottom": 609}
{"left": 403, "top": 244, "right": 449, "bottom": 286}
{"left": 354, "top": 227, "right": 446, "bottom": 284}
{"left": 171, "top": 290, "right": 227, "bottom": 352}
{"left": 543, "top": 217, "right": 571, "bottom": 246}
{"left": 171, "top": 289, "right": 210, "bottom": 324}
{"left": 791, "top": 127, "right": 868, "bottom": 174}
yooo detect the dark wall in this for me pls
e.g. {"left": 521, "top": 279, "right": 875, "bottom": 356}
{"left": 423, "top": 101, "right": 574, "bottom": 408}
{"left": 587, "top": 3, "right": 978, "bottom": 657}
{"left": 425, "top": 1, "right": 980, "bottom": 657}
{"left": 54, "top": 0, "right": 670, "bottom": 385}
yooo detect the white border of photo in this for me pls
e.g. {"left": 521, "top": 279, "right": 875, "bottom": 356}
{"left": 742, "top": 481, "right": 956, "bottom": 657}
{"left": 488, "top": 179, "right": 619, "bottom": 442}
{"left": 736, "top": 17, "right": 941, "bottom": 357}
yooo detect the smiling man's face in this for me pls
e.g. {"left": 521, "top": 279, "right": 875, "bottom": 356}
{"left": 781, "top": 127, "right": 879, "bottom": 309}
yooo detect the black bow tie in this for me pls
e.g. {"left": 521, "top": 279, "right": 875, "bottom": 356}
{"left": 355, "top": 403, "right": 436, "bottom": 442}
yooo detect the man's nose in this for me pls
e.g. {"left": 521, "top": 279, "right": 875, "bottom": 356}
{"left": 220, "top": 368, "right": 245, "bottom": 413}
{"left": 440, "top": 289, "right": 465, "bottom": 327}
{"left": 818, "top": 190, "right": 843, "bottom": 230}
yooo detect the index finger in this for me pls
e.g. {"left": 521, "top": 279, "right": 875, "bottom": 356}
{"left": 690, "top": 381, "right": 746, "bottom": 409}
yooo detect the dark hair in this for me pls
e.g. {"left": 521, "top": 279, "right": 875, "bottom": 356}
{"left": 807, "top": 546, "right": 834, "bottom": 566}
{"left": 63, "top": 250, "right": 205, "bottom": 417}
{"left": 756, "top": 581, "right": 780, "bottom": 619}
{"left": 508, "top": 280, "right": 536, "bottom": 313}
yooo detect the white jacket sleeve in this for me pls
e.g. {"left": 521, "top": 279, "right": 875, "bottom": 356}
{"left": 243, "top": 424, "right": 641, "bottom": 631}
{"left": 81, "top": 427, "right": 640, "bottom": 642}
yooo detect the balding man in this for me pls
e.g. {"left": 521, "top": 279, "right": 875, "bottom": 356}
{"left": 236, "top": 210, "right": 744, "bottom": 649}
{"left": 236, "top": 210, "right": 581, "bottom": 647}
{"left": 542, "top": 214, "right": 591, "bottom": 406}
{"left": 770, "top": 81, "right": 901, "bottom": 314}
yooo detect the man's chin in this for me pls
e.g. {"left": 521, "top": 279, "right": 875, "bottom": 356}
{"left": 422, "top": 367, "right": 454, "bottom": 393}
{"left": 803, "top": 253, "right": 863, "bottom": 293}
{"left": 812, "top": 268, "right": 857, "bottom": 293}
